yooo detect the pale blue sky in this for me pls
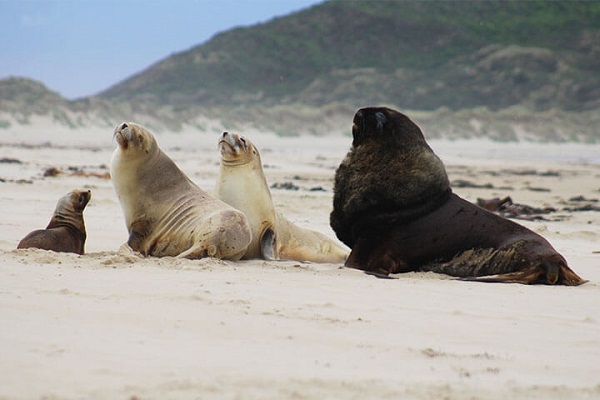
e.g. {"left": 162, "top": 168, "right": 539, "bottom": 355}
{"left": 0, "top": 0, "right": 323, "bottom": 99}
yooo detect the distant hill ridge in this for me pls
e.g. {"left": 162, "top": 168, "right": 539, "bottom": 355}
{"left": 98, "top": 0, "right": 600, "bottom": 111}
{"left": 1, "top": 0, "right": 599, "bottom": 141}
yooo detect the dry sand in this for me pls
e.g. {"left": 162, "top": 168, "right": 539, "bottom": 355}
{"left": 1, "top": 124, "right": 600, "bottom": 399}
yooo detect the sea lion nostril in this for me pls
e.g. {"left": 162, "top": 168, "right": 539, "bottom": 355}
{"left": 119, "top": 122, "right": 128, "bottom": 130}
{"left": 222, "top": 131, "right": 228, "bottom": 137}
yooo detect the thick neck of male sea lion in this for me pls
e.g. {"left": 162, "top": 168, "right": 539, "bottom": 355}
{"left": 350, "top": 143, "right": 449, "bottom": 208}
{"left": 351, "top": 188, "right": 452, "bottom": 239}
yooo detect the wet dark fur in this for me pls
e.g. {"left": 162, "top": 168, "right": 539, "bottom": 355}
{"left": 330, "top": 107, "right": 585, "bottom": 285}
{"left": 17, "top": 190, "right": 91, "bottom": 255}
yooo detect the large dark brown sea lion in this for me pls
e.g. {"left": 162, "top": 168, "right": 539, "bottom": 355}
{"left": 216, "top": 131, "right": 349, "bottom": 262}
{"left": 330, "top": 107, "right": 586, "bottom": 285}
{"left": 110, "top": 122, "right": 252, "bottom": 260}
{"left": 17, "top": 189, "right": 91, "bottom": 255}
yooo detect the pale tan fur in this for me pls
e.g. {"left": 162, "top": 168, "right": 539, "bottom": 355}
{"left": 110, "top": 122, "right": 251, "bottom": 260}
{"left": 216, "top": 131, "right": 349, "bottom": 262}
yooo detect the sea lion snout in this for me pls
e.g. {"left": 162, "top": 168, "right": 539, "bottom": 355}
{"left": 352, "top": 108, "right": 389, "bottom": 145}
{"left": 219, "top": 131, "right": 239, "bottom": 155}
{"left": 112, "top": 122, "right": 154, "bottom": 154}
{"left": 114, "top": 122, "right": 130, "bottom": 137}
{"left": 114, "top": 122, "right": 132, "bottom": 149}
{"left": 72, "top": 189, "right": 92, "bottom": 211}
{"left": 220, "top": 131, "right": 236, "bottom": 146}
{"left": 219, "top": 131, "right": 252, "bottom": 163}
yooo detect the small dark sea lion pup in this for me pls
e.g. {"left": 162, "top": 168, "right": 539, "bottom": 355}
{"left": 330, "top": 107, "right": 586, "bottom": 285}
{"left": 18, "top": 189, "right": 91, "bottom": 255}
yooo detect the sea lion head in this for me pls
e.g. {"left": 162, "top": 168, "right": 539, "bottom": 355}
{"left": 331, "top": 107, "right": 450, "bottom": 247}
{"left": 351, "top": 107, "right": 429, "bottom": 149}
{"left": 55, "top": 189, "right": 92, "bottom": 214}
{"left": 219, "top": 131, "right": 261, "bottom": 167}
{"left": 45, "top": 189, "right": 91, "bottom": 237}
{"left": 113, "top": 122, "right": 158, "bottom": 157}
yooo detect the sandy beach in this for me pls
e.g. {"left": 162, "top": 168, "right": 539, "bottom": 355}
{"left": 1, "top": 123, "right": 599, "bottom": 399}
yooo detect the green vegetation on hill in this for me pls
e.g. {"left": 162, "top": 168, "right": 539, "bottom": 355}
{"left": 2, "top": 1, "right": 599, "bottom": 141}
{"left": 99, "top": 0, "right": 600, "bottom": 112}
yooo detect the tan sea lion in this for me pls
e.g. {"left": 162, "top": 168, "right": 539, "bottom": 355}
{"left": 216, "top": 131, "right": 349, "bottom": 262}
{"left": 110, "top": 122, "right": 252, "bottom": 260}
{"left": 330, "top": 106, "right": 586, "bottom": 285}
{"left": 17, "top": 189, "right": 91, "bottom": 255}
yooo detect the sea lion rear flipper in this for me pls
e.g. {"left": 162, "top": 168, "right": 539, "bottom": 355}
{"left": 461, "top": 270, "right": 543, "bottom": 285}
{"left": 556, "top": 264, "right": 588, "bottom": 286}
{"left": 462, "top": 263, "right": 587, "bottom": 286}
{"left": 260, "top": 228, "right": 277, "bottom": 261}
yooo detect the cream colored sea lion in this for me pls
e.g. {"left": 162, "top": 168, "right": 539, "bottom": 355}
{"left": 110, "top": 122, "right": 252, "bottom": 260}
{"left": 17, "top": 189, "right": 91, "bottom": 255}
{"left": 330, "top": 106, "right": 586, "bottom": 285}
{"left": 216, "top": 131, "right": 349, "bottom": 262}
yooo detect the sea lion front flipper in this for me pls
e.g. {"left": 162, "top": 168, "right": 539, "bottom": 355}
{"left": 364, "top": 271, "right": 398, "bottom": 280}
{"left": 260, "top": 228, "right": 277, "bottom": 261}
{"left": 176, "top": 243, "right": 218, "bottom": 259}
{"left": 345, "top": 241, "right": 410, "bottom": 276}
{"left": 127, "top": 218, "right": 153, "bottom": 253}
{"left": 461, "top": 262, "right": 587, "bottom": 286}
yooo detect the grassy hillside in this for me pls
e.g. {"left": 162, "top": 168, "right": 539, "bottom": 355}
{"left": 2, "top": 1, "right": 599, "bottom": 141}
{"left": 99, "top": 0, "right": 600, "bottom": 112}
